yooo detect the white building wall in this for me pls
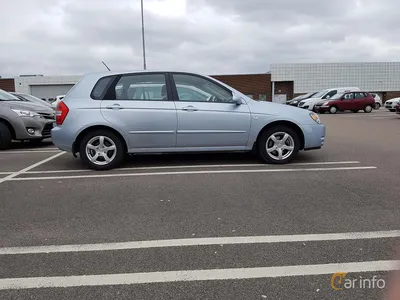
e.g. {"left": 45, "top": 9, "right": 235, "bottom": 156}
{"left": 271, "top": 62, "right": 400, "bottom": 94}
{"left": 14, "top": 75, "right": 82, "bottom": 94}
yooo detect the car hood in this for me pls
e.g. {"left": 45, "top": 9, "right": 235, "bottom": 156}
{"left": 301, "top": 97, "right": 322, "bottom": 104}
{"left": 247, "top": 99, "right": 314, "bottom": 122}
{"left": 1, "top": 101, "right": 55, "bottom": 114}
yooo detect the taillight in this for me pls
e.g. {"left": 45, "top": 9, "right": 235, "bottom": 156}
{"left": 56, "top": 101, "right": 69, "bottom": 125}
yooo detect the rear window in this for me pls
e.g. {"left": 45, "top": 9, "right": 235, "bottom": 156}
{"left": 91, "top": 76, "right": 115, "bottom": 100}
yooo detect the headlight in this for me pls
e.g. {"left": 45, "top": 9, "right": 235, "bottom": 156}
{"left": 11, "top": 109, "right": 40, "bottom": 118}
{"left": 292, "top": 101, "right": 298, "bottom": 104}
{"left": 310, "top": 112, "right": 321, "bottom": 124}
{"left": 323, "top": 101, "right": 329, "bottom": 106}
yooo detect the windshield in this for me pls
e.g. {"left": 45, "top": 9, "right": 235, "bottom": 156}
{"left": 330, "top": 93, "right": 343, "bottom": 100}
{"left": 311, "top": 90, "right": 327, "bottom": 98}
{"left": 0, "top": 89, "right": 20, "bottom": 101}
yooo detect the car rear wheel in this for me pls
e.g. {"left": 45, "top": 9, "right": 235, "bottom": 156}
{"left": 364, "top": 105, "right": 373, "bottom": 113}
{"left": 374, "top": 103, "right": 381, "bottom": 109}
{"left": 329, "top": 106, "right": 338, "bottom": 114}
{"left": 0, "top": 122, "right": 13, "bottom": 150}
{"left": 79, "top": 130, "right": 125, "bottom": 170}
{"left": 258, "top": 126, "right": 300, "bottom": 164}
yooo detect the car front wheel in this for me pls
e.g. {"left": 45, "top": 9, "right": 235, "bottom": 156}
{"left": 79, "top": 130, "right": 125, "bottom": 170}
{"left": 374, "top": 103, "right": 381, "bottom": 109}
{"left": 329, "top": 106, "right": 338, "bottom": 114}
{"left": 258, "top": 126, "right": 300, "bottom": 164}
{"left": 364, "top": 105, "right": 373, "bottom": 113}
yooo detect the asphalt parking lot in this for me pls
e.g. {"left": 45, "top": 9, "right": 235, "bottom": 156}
{"left": 0, "top": 109, "right": 399, "bottom": 300}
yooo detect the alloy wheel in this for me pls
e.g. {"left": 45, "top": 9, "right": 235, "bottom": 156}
{"left": 265, "top": 132, "right": 295, "bottom": 161}
{"left": 85, "top": 136, "right": 117, "bottom": 166}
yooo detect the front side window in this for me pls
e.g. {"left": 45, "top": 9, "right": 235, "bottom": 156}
{"left": 115, "top": 74, "right": 167, "bottom": 101}
{"left": 173, "top": 74, "right": 233, "bottom": 103}
{"left": 343, "top": 93, "right": 354, "bottom": 100}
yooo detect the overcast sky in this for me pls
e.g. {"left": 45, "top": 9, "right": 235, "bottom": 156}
{"left": 1, "top": 0, "right": 399, "bottom": 77}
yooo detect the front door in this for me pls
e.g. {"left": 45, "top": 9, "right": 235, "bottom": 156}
{"left": 170, "top": 73, "right": 251, "bottom": 149}
{"left": 339, "top": 93, "right": 355, "bottom": 111}
{"left": 100, "top": 73, "right": 177, "bottom": 150}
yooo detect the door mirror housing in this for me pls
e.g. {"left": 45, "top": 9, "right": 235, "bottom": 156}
{"left": 232, "top": 94, "right": 242, "bottom": 105}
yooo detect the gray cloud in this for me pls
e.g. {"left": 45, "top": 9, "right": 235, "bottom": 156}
{"left": 1, "top": 0, "right": 400, "bottom": 77}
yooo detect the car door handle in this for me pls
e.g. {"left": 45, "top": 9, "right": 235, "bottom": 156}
{"left": 106, "top": 104, "right": 124, "bottom": 110}
{"left": 182, "top": 106, "right": 198, "bottom": 111}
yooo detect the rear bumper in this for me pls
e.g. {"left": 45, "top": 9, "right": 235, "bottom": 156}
{"left": 51, "top": 126, "right": 74, "bottom": 152}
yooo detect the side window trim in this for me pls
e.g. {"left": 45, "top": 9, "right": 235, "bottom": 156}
{"left": 169, "top": 72, "right": 233, "bottom": 103}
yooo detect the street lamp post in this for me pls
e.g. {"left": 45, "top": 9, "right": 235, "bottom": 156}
{"left": 141, "top": 0, "right": 147, "bottom": 70}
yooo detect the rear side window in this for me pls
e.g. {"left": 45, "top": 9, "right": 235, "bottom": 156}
{"left": 354, "top": 92, "right": 365, "bottom": 99}
{"left": 115, "top": 74, "right": 167, "bottom": 101}
{"left": 91, "top": 76, "right": 115, "bottom": 100}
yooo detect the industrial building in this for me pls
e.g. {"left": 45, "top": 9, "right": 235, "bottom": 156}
{"left": 1, "top": 62, "right": 400, "bottom": 103}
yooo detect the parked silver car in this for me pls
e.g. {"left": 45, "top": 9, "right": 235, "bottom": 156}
{"left": 0, "top": 89, "right": 56, "bottom": 150}
{"left": 52, "top": 71, "right": 326, "bottom": 170}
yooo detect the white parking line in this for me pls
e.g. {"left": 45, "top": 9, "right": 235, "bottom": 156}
{"left": 0, "top": 152, "right": 65, "bottom": 184}
{"left": 8, "top": 166, "right": 377, "bottom": 181}
{"left": 0, "top": 172, "right": 12, "bottom": 175}
{"left": 24, "top": 161, "right": 361, "bottom": 175}
{"left": 1, "top": 230, "right": 397, "bottom": 255}
{"left": 0, "top": 150, "right": 61, "bottom": 154}
{"left": 0, "top": 260, "right": 398, "bottom": 290}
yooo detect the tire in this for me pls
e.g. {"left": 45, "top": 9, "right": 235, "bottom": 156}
{"left": 79, "top": 129, "right": 125, "bottom": 170}
{"left": 329, "top": 106, "right": 338, "bottom": 114}
{"left": 258, "top": 126, "right": 300, "bottom": 164}
{"left": 364, "top": 105, "right": 373, "bottom": 113}
{"left": 0, "top": 122, "right": 13, "bottom": 150}
{"left": 351, "top": 110, "right": 359, "bottom": 113}
{"left": 374, "top": 103, "right": 381, "bottom": 109}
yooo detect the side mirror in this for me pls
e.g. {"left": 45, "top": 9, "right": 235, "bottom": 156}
{"left": 232, "top": 94, "right": 242, "bottom": 105}
{"left": 326, "top": 95, "right": 331, "bottom": 99}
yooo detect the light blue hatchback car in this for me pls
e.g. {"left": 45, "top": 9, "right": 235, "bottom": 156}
{"left": 51, "top": 71, "right": 325, "bottom": 170}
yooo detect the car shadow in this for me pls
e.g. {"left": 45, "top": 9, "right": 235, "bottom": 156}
{"left": 9, "top": 138, "right": 55, "bottom": 150}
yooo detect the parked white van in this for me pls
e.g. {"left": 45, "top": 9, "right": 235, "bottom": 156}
{"left": 298, "top": 87, "right": 361, "bottom": 111}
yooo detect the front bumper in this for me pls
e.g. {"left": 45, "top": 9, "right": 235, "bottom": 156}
{"left": 302, "top": 124, "right": 326, "bottom": 150}
{"left": 12, "top": 116, "right": 55, "bottom": 140}
{"left": 314, "top": 106, "right": 329, "bottom": 113}
{"left": 385, "top": 104, "right": 396, "bottom": 110}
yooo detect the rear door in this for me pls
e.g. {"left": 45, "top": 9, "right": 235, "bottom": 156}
{"left": 353, "top": 92, "right": 367, "bottom": 109}
{"left": 100, "top": 73, "right": 177, "bottom": 150}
